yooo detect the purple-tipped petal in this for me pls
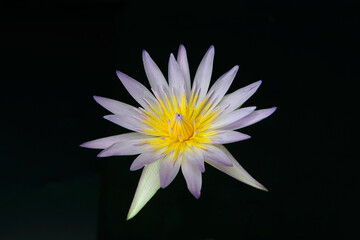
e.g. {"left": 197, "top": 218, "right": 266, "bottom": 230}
{"left": 103, "top": 114, "right": 147, "bottom": 132}
{"left": 203, "top": 144, "right": 233, "bottom": 167}
{"left": 219, "top": 80, "right": 262, "bottom": 114}
{"left": 211, "top": 106, "right": 256, "bottom": 130}
{"left": 127, "top": 160, "right": 161, "bottom": 220}
{"left": 159, "top": 154, "right": 181, "bottom": 188}
{"left": 97, "top": 141, "right": 148, "bottom": 157}
{"left": 142, "top": 50, "right": 169, "bottom": 94}
{"left": 207, "top": 65, "right": 239, "bottom": 108}
{"left": 181, "top": 159, "right": 202, "bottom": 199}
{"left": 207, "top": 145, "right": 267, "bottom": 191}
{"left": 168, "top": 53, "right": 186, "bottom": 101}
{"left": 177, "top": 44, "right": 191, "bottom": 95}
{"left": 193, "top": 46, "right": 215, "bottom": 103}
{"left": 93, "top": 96, "right": 138, "bottom": 116}
{"left": 116, "top": 70, "right": 158, "bottom": 112}
{"left": 185, "top": 147, "right": 205, "bottom": 172}
{"left": 80, "top": 132, "right": 150, "bottom": 149}
{"left": 130, "top": 151, "right": 163, "bottom": 171}
{"left": 211, "top": 131, "right": 251, "bottom": 144}
{"left": 224, "top": 107, "right": 277, "bottom": 130}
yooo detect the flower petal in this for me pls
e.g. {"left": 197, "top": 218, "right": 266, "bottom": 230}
{"left": 80, "top": 132, "right": 150, "bottom": 149}
{"left": 130, "top": 151, "right": 163, "bottom": 171}
{"left": 207, "top": 145, "right": 267, "bottom": 191}
{"left": 177, "top": 44, "right": 191, "bottom": 96}
{"left": 127, "top": 159, "right": 162, "bottom": 220}
{"left": 159, "top": 154, "right": 181, "bottom": 188}
{"left": 97, "top": 140, "right": 149, "bottom": 157}
{"left": 203, "top": 144, "right": 233, "bottom": 167}
{"left": 207, "top": 65, "right": 239, "bottom": 109}
{"left": 185, "top": 146, "right": 205, "bottom": 172}
{"left": 93, "top": 96, "right": 138, "bottom": 116}
{"left": 181, "top": 158, "right": 202, "bottom": 199}
{"left": 211, "top": 130, "right": 251, "bottom": 144}
{"left": 103, "top": 114, "right": 147, "bottom": 132}
{"left": 116, "top": 70, "right": 158, "bottom": 112}
{"left": 218, "top": 80, "right": 262, "bottom": 114}
{"left": 210, "top": 106, "right": 256, "bottom": 130}
{"left": 193, "top": 46, "right": 215, "bottom": 103}
{"left": 223, "top": 107, "right": 277, "bottom": 130}
{"left": 142, "top": 50, "right": 169, "bottom": 94}
{"left": 168, "top": 53, "right": 186, "bottom": 101}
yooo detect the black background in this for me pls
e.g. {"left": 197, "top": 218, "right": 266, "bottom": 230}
{"left": 0, "top": 0, "right": 356, "bottom": 239}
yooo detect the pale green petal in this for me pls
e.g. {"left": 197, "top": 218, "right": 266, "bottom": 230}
{"left": 206, "top": 145, "right": 268, "bottom": 191}
{"left": 127, "top": 159, "right": 162, "bottom": 220}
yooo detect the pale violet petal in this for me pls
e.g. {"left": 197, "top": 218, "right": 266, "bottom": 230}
{"left": 127, "top": 159, "right": 162, "bottom": 220}
{"left": 116, "top": 70, "right": 158, "bottom": 112}
{"left": 142, "top": 50, "right": 170, "bottom": 94}
{"left": 218, "top": 80, "right": 262, "bottom": 114}
{"left": 130, "top": 151, "right": 163, "bottom": 171}
{"left": 97, "top": 140, "right": 149, "bottom": 157}
{"left": 210, "top": 131, "right": 251, "bottom": 144}
{"left": 93, "top": 96, "right": 138, "bottom": 116}
{"left": 206, "top": 145, "right": 267, "bottom": 191}
{"left": 181, "top": 158, "right": 202, "bottom": 199}
{"left": 168, "top": 53, "right": 186, "bottom": 101}
{"left": 193, "top": 46, "right": 215, "bottom": 103}
{"left": 223, "top": 107, "right": 277, "bottom": 130}
{"left": 177, "top": 44, "right": 191, "bottom": 96}
{"left": 207, "top": 65, "right": 239, "bottom": 109}
{"left": 103, "top": 114, "right": 147, "bottom": 132}
{"left": 185, "top": 146, "right": 205, "bottom": 172}
{"left": 159, "top": 154, "right": 181, "bottom": 188}
{"left": 80, "top": 132, "right": 150, "bottom": 149}
{"left": 203, "top": 144, "right": 233, "bottom": 167}
{"left": 210, "top": 107, "right": 256, "bottom": 130}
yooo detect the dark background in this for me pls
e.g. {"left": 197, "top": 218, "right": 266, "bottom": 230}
{"left": 0, "top": 0, "right": 356, "bottom": 239}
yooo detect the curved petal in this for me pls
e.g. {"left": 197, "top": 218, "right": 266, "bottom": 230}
{"left": 80, "top": 132, "right": 150, "bottom": 149}
{"left": 218, "top": 80, "right": 262, "bottom": 114}
{"left": 206, "top": 145, "right": 267, "bottom": 191}
{"left": 168, "top": 53, "right": 186, "bottom": 101}
{"left": 97, "top": 140, "right": 149, "bottom": 157}
{"left": 177, "top": 44, "right": 191, "bottom": 96}
{"left": 127, "top": 159, "right": 162, "bottom": 220}
{"left": 185, "top": 146, "right": 205, "bottom": 172}
{"left": 116, "top": 70, "right": 158, "bottom": 113}
{"left": 211, "top": 130, "right": 251, "bottom": 144}
{"left": 130, "top": 151, "right": 163, "bottom": 171}
{"left": 193, "top": 46, "right": 215, "bottom": 103}
{"left": 210, "top": 106, "right": 256, "bottom": 130}
{"left": 142, "top": 50, "right": 169, "bottom": 94}
{"left": 103, "top": 114, "right": 148, "bottom": 133}
{"left": 181, "top": 158, "right": 202, "bottom": 199}
{"left": 203, "top": 144, "right": 233, "bottom": 167}
{"left": 207, "top": 65, "right": 239, "bottom": 109}
{"left": 159, "top": 154, "right": 181, "bottom": 188}
{"left": 93, "top": 96, "right": 138, "bottom": 116}
{"left": 223, "top": 107, "right": 277, "bottom": 130}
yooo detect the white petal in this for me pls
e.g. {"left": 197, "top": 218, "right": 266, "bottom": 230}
{"left": 168, "top": 53, "right": 186, "bottom": 101}
{"left": 80, "top": 132, "right": 150, "bottom": 149}
{"left": 208, "top": 145, "right": 267, "bottom": 191}
{"left": 127, "top": 159, "right": 162, "bottom": 220}
{"left": 193, "top": 46, "right": 215, "bottom": 103}
{"left": 207, "top": 65, "right": 239, "bottom": 109}
{"left": 93, "top": 96, "right": 138, "bottom": 116}
{"left": 97, "top": 139, "right": 150, "bottom": 157}
{"left": 218, "top": 80, "right": 262, "bottom": 114}
{"left": 116, "top": 70, "right": 158, "bottom": 112}
{"left": 177, "top": 44, "right": 191, "bottom": 96}
{"left": 142, "top": 50, "right": 170, "bottom": 94}
{"left": 223, "top": 107, "right": 277, "bottom": 130}
{"left": 103, "top": 114, "right": 147, "bottom": 132}
{"left": 181, "top": 158, "right": 202, "bottom": 199}
{"left": 130, "top": 151, "right": 163, "bottom": 171}
{"left": 159, "top": 154, "right": 181, "bottom": 188}
{"left": 185, "top": 146, "right": 205, "bottom": 172}
{"left": 203, "top": 144, "right": 233, "bottom": 167}
{"left": 210, "top": 106, "right": 256, "bottom": 130}
{"left": 211, "top": 130, "right": 251, "bottom": 144}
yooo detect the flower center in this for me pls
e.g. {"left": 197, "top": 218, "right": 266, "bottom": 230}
{"left": 169, "top": 113, "right": 194, "bottom": 142}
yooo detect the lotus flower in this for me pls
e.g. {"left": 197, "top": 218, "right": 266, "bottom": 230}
{"left": 81, "top": 45, "right": 276, "bottom": 220}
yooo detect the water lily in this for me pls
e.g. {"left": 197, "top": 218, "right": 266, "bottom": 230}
{"left": 81, "top": 45, "right": 276, "bottom": 220}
